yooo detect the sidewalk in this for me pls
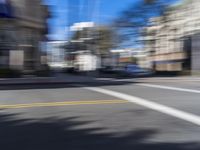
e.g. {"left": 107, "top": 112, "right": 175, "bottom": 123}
{"left": 136, "top": 76, "right": 200, "bottom": 82}
{"left": 0, "top": 74, "right": 97, "bottom": 85}
{"left": 1, "top": 73, "right": 200, "bottom": 85}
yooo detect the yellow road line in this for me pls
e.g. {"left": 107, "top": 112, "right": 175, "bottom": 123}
{"left": 0, "top": 100, "right": 128, "bottom": 109}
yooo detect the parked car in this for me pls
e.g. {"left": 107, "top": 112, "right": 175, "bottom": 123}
{"left": 125, "top": 65, "right": 153, "bottom": 77}
{"left": 99, "top": 65, "right": 153, "bottom": 77}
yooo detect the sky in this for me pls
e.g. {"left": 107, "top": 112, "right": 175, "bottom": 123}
{"left": 44, "top": 0, "right": 138, "bottom": 41}
{"left": 44, "top": 0, "right": 180, "bottom": 41}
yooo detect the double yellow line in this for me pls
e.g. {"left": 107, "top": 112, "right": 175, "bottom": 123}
{"left": 0, "top": 100, "right": 128, "bottom": 109}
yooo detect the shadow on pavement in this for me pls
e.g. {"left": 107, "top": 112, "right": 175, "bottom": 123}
{"left": 0, "top": 79, "right": 141, "bottom": 91}
{"left": 0, "top": 112, "right": 199, "bottom": 150}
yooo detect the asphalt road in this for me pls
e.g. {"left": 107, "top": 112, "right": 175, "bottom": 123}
{"left": 0, "top": 77, "right": 200, "bottom": 150}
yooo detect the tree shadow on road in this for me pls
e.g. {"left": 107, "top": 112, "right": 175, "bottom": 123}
{"left": 0, "top": 112, "right": 199, "bottom": 150}
{"left": 0, "top": 79, "right": 141, "bottom": 91}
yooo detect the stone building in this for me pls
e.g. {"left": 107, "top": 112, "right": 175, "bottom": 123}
{"left": 0, "top": 0, "right": 49, "bottom": 74}
{"left": 145, "top": 0, "right": 200, "bottom": 74}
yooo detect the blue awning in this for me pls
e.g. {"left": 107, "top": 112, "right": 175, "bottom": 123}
{"left": 0, "top": 0, "right": 14, "bottom": 18}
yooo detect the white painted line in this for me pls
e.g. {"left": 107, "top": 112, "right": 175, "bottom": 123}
{"left": 85, "top": 86, "right": 200, "bottom": 126}
{"left": 137, "top": 83, "right": 200, "bottom": 94}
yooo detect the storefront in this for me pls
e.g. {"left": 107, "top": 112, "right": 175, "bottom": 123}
{"left": 0, "top": 0, "right": 18, "bottom": 69}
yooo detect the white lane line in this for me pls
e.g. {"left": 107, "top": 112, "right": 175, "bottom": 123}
{"left": 137, "top": 83, "right": 200, "bottom": 94}
{"left": 85, "top": 86, "right": 200, "bottom": 126}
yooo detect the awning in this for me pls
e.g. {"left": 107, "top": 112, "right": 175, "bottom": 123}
{"left": 152, "top": 59, "right": 184, "bottom": 65}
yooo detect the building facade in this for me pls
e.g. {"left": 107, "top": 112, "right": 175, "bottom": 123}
{"left": 110, "top": 49, "right": 149, "bottom": 68}
{"left": 0, "top": 0, "right": 49, "bottom": 74}
{"left": 145, "top": 0, "right": 200, "bottom": 74}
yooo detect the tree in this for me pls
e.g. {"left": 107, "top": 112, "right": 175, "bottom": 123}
{"left": 70, "top": 26, "right": 117, "bottom": 57}
{"left": 94, "top": 26, "right": 117, "bottom": 56}
{"left": 114, "top": 0, "right": 178, "bottom": 46}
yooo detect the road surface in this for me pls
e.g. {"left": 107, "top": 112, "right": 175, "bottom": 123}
{"left": 0, "top": 77, "right": 200, "bottom": 150}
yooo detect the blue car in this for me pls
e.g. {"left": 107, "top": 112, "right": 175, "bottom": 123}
{"left": 125, "top": 65, "right": 153, "bottom": 76}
